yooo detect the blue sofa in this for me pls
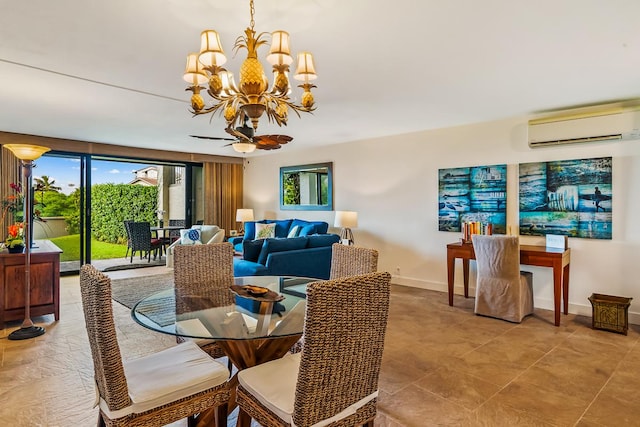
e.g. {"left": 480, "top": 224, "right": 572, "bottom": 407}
{"left": 233, "top": 233, "right": 340, "bottom": 279}
{"left": 229, "top": 219, "right": 329, "bottom": 252}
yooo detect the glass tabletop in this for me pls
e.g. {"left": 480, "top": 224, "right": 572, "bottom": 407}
{"left": 131, "top": 275, "right": 315, "bottom": 340}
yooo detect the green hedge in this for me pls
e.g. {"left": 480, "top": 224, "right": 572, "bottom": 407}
{"left": 91, "top": 184, "right": 158, "bottom": 244}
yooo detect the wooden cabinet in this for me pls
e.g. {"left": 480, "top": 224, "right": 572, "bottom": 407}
{"left": 0, "top": 240, "right": 62, "bottom": 325}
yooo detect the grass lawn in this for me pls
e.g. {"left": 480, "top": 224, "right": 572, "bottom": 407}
{"left": 49, "top": 234, "right": 128, "bottom": 262}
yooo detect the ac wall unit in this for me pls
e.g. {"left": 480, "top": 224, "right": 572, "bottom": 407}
{"left": 528, "top": 109, "right": 640, "bottom": 148}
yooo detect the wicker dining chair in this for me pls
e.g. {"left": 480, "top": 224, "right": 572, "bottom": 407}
{"left": 288, "top": 243, "right": 380, "bottom": 354}
{"left": 173, "top": 243, "right": 235, "bottom": 360}
{"left": 236, "top": 271, "right": 391, "bottom": 427}
{"left": 329, "top": 243, "right": 379, "bottom": 279}
{"left": 127, "top": 221, "right": 163, "bottom": 263}
{"left": 79, "top": 265, "right": 230, "bottom": 427}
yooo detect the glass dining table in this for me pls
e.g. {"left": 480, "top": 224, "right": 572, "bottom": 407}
{"left": 131, "top": 275, "right": 313, "bottom": 370}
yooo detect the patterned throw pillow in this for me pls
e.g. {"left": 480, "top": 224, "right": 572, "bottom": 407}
{"left": 180, "top": 228, "right": 202, "bottom": 245}
{"left": 255, "top": 223, "right": 275, "bottom": 239}
{"left": 287, "top": 225, "right": 301, "bottom": 238}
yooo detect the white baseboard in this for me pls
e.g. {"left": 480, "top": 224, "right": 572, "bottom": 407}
{"left": 391, "top": 274, "right": 639, "bottom": 326}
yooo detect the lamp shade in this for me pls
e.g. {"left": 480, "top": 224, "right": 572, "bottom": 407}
{"left": 267, "top": 30, "right": 293, "bottom": 66}
{"left": 198, "top": 30, "right": 227, "bottom": 67}
{"left": 236, "top": 208, "right": 255, "bottom": 222}
{"left": 334, "top": 211, "right": 358, "bottom": 228}
{"left": 183, "top": 53, "right": 208, "bottom": 85}
{"left": 293, "top": 52, "right": 318, "bottom": 81}
{"left": 3, "top": 144, "right": 51, "bottom": 161}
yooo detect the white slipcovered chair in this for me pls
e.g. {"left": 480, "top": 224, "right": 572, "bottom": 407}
{"left": 166, "top": 224, "right": 225, "bottom": 268}
{"left": 471, "top": 234, "right": 534, "bottom": 323}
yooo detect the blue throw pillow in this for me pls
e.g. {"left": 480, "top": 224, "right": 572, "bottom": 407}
{"left": 242, "top": 239, "right": 264, "bottom": 262}
{"left": 257, "top": 236, "right": 308, "bottom": 265}
{"left": 298, "top": 224, "right": 316, "bottom": 237}
{"left": 306, "top": 234, "right": 340, "bottom": 248}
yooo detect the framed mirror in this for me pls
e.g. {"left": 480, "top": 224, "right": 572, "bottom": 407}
{"left": 280, "top": 162, "right": 333, "bottom": 210}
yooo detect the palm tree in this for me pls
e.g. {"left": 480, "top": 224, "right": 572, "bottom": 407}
{"left": 34, "top": 176, "right": 62, "bottom": 193}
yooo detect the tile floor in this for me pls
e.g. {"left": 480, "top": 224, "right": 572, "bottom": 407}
{"left": 1, "top": 267, "right": 639, "bottom": 426}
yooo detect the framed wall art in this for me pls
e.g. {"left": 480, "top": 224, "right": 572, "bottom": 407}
{"left": 519, "top": 157, "right": 612, "bottom": 239}
{"left": 438, "top": 164, "right": 507, "bottom": 233}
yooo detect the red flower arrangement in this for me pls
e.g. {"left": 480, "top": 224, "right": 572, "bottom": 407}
{"left": 5, "top": 222, "right": 24, "bottom": 249}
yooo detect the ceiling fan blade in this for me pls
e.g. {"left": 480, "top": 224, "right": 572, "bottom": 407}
{"left": 253, "top": 134, "right": 293, "bottom": 147}
{"left": 189, "top": 135, "right": 236, "bottom": 141}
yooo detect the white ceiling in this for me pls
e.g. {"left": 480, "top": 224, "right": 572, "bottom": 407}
{"left": 1, "top": 0, "right": 640, "bottom": 157}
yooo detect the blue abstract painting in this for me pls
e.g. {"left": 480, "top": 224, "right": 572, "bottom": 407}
{"left": 438, "top": 164, "right": 507, "bottom": 233}
{"left": 519, "top": 157, "right": 612, "bottom": 239}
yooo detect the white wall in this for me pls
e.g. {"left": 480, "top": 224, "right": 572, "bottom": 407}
{"left": 243, "top": 115, "right": 640, "bottom": 323}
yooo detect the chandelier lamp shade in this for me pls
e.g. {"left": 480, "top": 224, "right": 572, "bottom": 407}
{"left": 4, "top": 144, "right": 51, "bottom": 340}
{"left": 183, "top": 0, "right": 318, "bottom": 133}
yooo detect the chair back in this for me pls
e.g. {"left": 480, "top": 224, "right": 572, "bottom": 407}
{"left": 294, "top": 271, "right": 391, "bottom": 426}
{"left": 168, "top": 219, "right": 186, "bottom": 240}
{"left": 123, "top": 220, "right": 133, "bottom": 239}
{"left": 79, "top": 265, "right": 132, "bottom": 412}
{"left": 128, "top": 221, "right": 153, "bottom": 251}
{"left": 472, "top": 235, "right": 520, "bottom": 281}
{"left": 329, "top": 243, "right": 379, "bottom": 279}
{"left": 173, "top": 243, "right": 235, "bottom": 314}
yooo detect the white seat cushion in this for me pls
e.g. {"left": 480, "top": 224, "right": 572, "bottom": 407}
{"left": 238, "top": 352, "right": 300, "bottom": 423}
{"left": 100, "top": 341, "right": 228, "bottom": 419}
{"left": 238, "top": 351, "right": 378, "bottom": 427}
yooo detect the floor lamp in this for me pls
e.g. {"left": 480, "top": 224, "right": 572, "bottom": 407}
{"left": 334, "top": 210, "right": 358, "bottom": 245}
{"left": 5, "top": 144, "right": 51, "bottom": 340}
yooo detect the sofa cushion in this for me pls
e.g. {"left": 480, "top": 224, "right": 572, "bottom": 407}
{"left": 243, "top": 239, "right": 264, "bottom": 262}
{"left": 273, "top": 219, "right": 293, "bottom": 238}
{"left": 290, "top": 219, "right": 329, "bottom": 235}
{"left": 306, "top": 233, "right": 340, "bottom": 248}
{"left": 180, "top": 228, "right": 201, "bottom": 245}
{"left": 256, "top": 223, "right": 276, "bottom": 239}
{"left": 195, "top": 225, "right": 219, "bottom": 243}
{"left": 257, "top": 237, "right": 308, "bottom": 265}
{"left": 298, "top": 224, "right": 316, "bottom": 237}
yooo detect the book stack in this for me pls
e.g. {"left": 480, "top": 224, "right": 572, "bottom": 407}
{"left": 462, "top": 221, "right": 493, "bottom": 242}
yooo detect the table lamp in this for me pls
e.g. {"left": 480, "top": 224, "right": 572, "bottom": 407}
{"left": 4, "top": 143, "right": 51, "bottom": 340}
{"left": 334, "top": 210, "right": 358, "bottom": 245}
{"left": 236, "top": 208, "right": 254, "bottom": 234}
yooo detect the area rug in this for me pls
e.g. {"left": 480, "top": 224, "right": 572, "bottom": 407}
{"left": 110, "top": 272, "right": 175, "bottom": 326}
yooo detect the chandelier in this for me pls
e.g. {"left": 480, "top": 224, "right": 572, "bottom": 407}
{"left": 183, "top": 0, "right": 318, "bottom": 135}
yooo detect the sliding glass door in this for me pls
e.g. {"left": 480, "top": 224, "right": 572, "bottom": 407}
{"left": 35, "top": 152, "right": 201, "bottom": 274}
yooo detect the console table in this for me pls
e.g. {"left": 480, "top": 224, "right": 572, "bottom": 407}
{"left": 446, "top": 241, "right": 571, "bottom": 326}
{"left": 0, "top": 240, "right": 62, "bottom": 325}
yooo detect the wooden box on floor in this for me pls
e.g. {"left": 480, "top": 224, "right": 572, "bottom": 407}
{"left": 588, "top": 293, "right": 632, "bottom": 335}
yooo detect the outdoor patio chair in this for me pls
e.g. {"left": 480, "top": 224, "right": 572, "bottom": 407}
{"left": 127, "top": 221, "right": 163, "bottom": 263}
{"left": 173, "top": 243, "right": 235, "bottom": 362}
{"left": 236, "top": 271, "right": 391, "bottom": 427}
{"left": 79, "top": 264, "right": 229, "bottom": 427}
{"left": 123, "top": 220, "right": 133, "bottom": 259}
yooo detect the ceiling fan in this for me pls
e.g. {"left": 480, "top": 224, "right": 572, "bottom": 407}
{"left": 190, "top": 117, "right": 293, "bottom": 151}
